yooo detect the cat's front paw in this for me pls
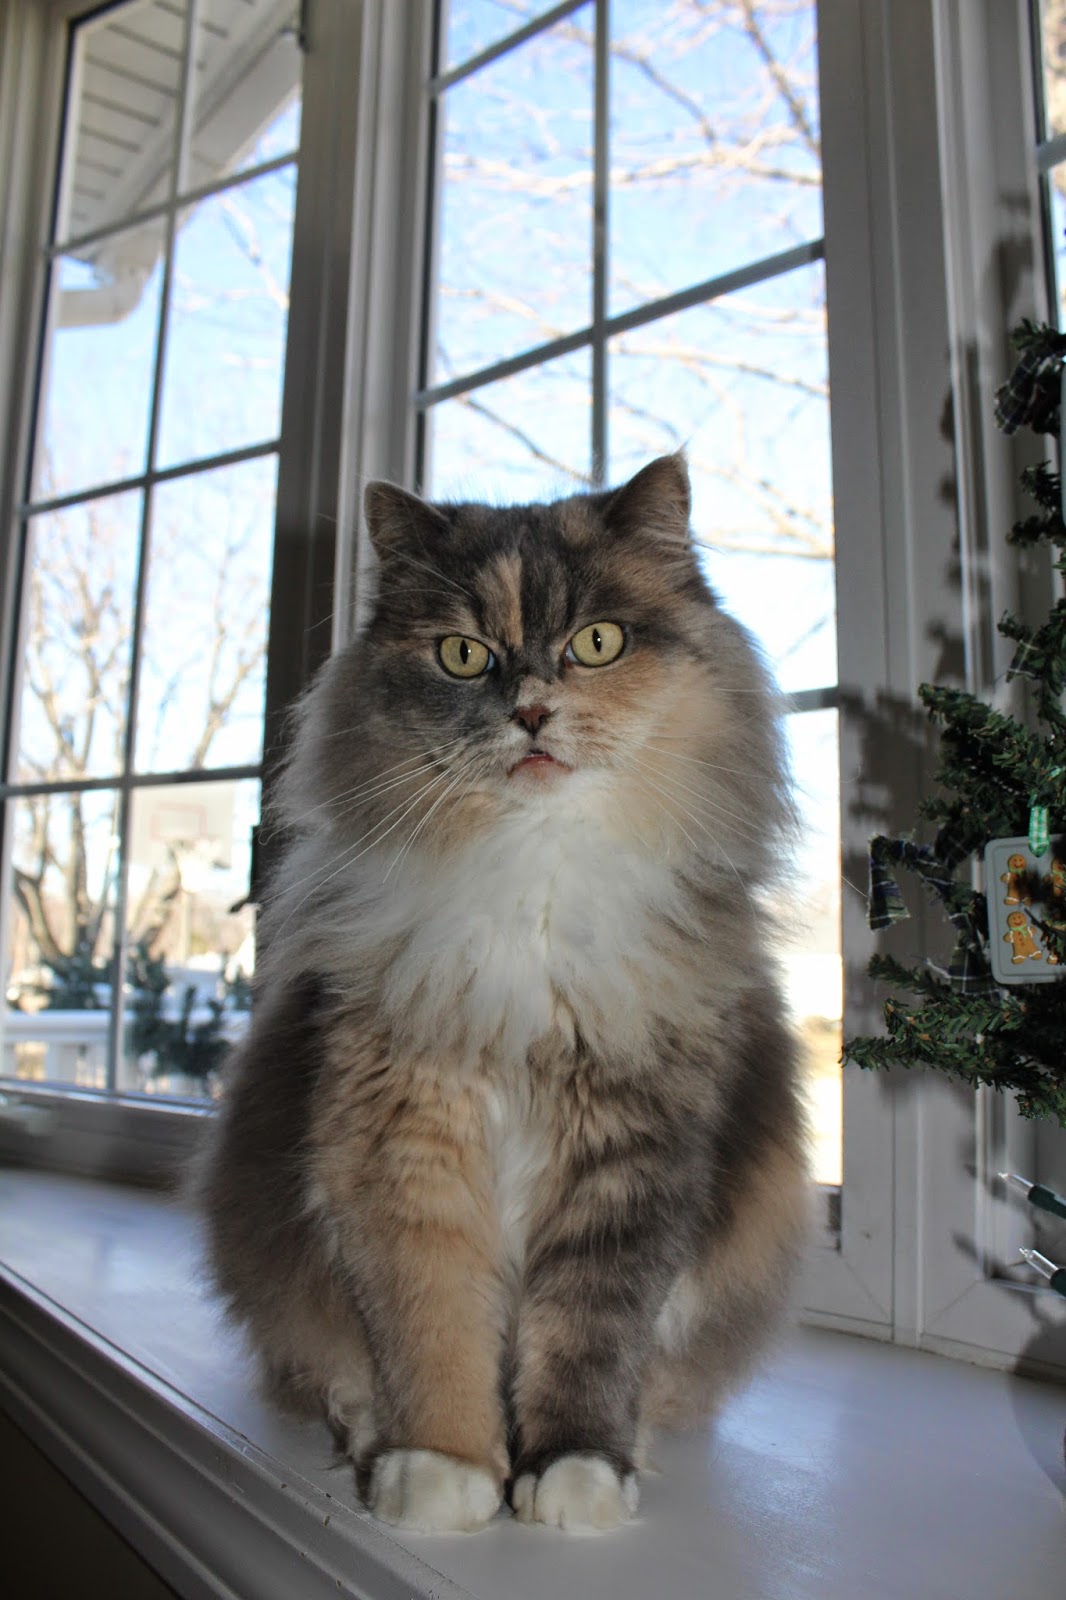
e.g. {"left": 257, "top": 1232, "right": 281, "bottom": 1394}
{"left": 511, "top": 1453, "right": 638, "bottom": 1533}
{"left": 367, "top": 1448, "right": 502, "bottom": 1533}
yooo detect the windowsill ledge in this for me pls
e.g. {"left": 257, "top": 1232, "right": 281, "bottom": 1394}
{"left": 1, "top": 1168, "right": 1064, "bottom": 1600}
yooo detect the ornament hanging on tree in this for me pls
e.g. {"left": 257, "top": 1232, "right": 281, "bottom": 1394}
{"left": 984, "top": 836, "right": 1065, "bottom": 983}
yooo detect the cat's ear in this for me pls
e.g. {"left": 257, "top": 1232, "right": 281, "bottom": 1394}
{"left": 602, "top": 452, "right": 691, "bottom": 546}
{"left": 364, "top": 481, "right": 449, "bottom": 560}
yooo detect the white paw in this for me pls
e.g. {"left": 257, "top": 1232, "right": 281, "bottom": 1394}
{"left": 367, "top": 1449, "right": 501, "bottom": 1533}
{"left": 512, "top": 1454, "right": 638, "bottom": 1533}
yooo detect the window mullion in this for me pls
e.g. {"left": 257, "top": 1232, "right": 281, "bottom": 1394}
{"left": 591, "top": 0, "right": 609, "bottom": 486}
{"left": 108, "top": 0, "right": 201, "bottom": 1092}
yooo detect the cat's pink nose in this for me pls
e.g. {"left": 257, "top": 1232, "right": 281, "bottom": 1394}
{"left": 513, "top": 703, "right": 552, "bottom": 736}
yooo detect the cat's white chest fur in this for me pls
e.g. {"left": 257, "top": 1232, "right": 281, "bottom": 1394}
{"left": 363, "top": 786, "right": 688, "bottom": 1064}
{"left": 481, "top": 1080, "right": 550, "bottom": 1267}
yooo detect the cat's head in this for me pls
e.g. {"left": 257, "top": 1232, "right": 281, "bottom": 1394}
{"left": 281, "top": 454, "right": 790, "bottom": 879}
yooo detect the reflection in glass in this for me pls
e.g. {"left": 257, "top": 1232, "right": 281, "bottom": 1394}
{"left": 445, "top": 0, "right": 540, "bottom": 70}
{"left": 120, "top": 778, "right": 257, "bottom": 1097}
{"left": 58, "top": 0, "right": 187, "bottom": 244}
{"left": 434, "top": 7, "right": 593, "bottom": 381}
{"left": 609, "top": 0, "right": 822, "bottom": 316}
{"left": 609, "top": 262, "right": 834, "bottom": 693}
{"left": 3, "top": 791, "right": 120, "bottom": 1091}
{"left": 135, "top": 456, "right": 276, "bottom": 773}
{"left": 1050, "top": 182, "right": 1066, "bottom": 326}
{"left": 1041, "top": 0, "right": 1066, "bottom": 141}
{"left": 784, "top": 710, "right": 842, "bottom": 1187}
{"left": 424, "top": 351, "right": 592, "bottom": 500}
{"left": 157, "top": 168, "right": 297, "bottom": 468}
{"left": 189, "top": 2, "right": 303, "bottom": 187}
{"left": 34, "top": 221, "right": 165, "bottom": 499}
{"left": 13, "top": 493, "right": 141, "bottom": 785}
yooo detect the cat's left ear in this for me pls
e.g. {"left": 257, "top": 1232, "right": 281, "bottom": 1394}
{"left": 602, "top": 452, "right": 691, "bottom": 547}
{"left": 364, "top": 481, "right": 449, "bottom": 561}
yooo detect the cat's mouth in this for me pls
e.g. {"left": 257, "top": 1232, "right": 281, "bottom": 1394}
{"left": 508, "top": 749, "right": 572, "bottom": 779}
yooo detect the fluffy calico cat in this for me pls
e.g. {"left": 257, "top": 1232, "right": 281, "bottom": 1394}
{"left": 194, "top": 453, "right": 809, "bottom": 1535}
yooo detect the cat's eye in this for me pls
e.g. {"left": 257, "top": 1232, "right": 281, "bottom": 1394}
{"left": 438, "top": 635, "right": 494, "bottom": 678}
{"left": 566, "top": 622, "right": 625, "bottom": 667}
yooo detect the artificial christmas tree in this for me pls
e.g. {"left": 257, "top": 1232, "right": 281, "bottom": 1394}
{"left": 844, "top": 320, "right": 1066, "bottom": 1126}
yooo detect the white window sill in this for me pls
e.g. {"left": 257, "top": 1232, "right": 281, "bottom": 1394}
{"left": 1, "top": 1167, "right": 1064, "bottom": 1600}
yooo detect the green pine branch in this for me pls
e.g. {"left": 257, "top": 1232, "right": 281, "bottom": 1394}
{"left": 843, "top": 318, "right": 1066, "bottom": 1126}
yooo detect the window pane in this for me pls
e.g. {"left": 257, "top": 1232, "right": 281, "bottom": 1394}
{"left": 444, "top": 0, "right": 543, "bottom": 71}
{"left": 3, "top": 791, "right": 120, "bottom": 1090}
{"left": 33, "top": 220, "right": 165, "bottom": 500}
{"left": 157, "top": 167, "right": 297, "bottom": 469}
{"left": 433, "top": 7, "right": 593, "bottom": 382}
{"left": 120, "top": 777, "right": 257, "bottom": 1097}
{"left": 609, "top": 0, "right": 822, "bottom": 317}
{"left": 785, "top": 709, "right": 842, "bottom": 1188}
{"left": 12, "top": 493, "right": 142, "bottom": 784}
{"left": 1040, "top": 0, "right": 1066, "bottom": 141}
{"left": 608, "top": 262, "right": 835, "bottom": 693}
{"left": 57, "top": 0, "right": 187, "bottom": 245}
{"left": 135, "top": 456, "right": 276, "bottom": 773}
{"left": 424, "top": 350, "right": 592, "bottom": 499}
{"left": 188, "top": 2, "right": 302, "bottom": 187}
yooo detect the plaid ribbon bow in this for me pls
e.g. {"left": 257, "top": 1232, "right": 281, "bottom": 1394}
{"left": 868, "top": 848, "right": 909, "bottom": 930}
{"left": 994, "top": 349, "right": 1059, "bottom": 435}
{"left": 866, "top": 836, "right": 998, "bottom": 993}
{"left": 1007, "top": 635, "right": 1043, "bottom": 681}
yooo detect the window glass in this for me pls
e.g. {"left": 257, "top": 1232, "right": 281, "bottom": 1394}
{"left": 785, "top": 709, "right": 842, "bottom": 1187}
{"left": 157, "top": 167, "right": 297, "bottom": 469}
{"left": 13, "top": 493, "right": 142, "bottom": 784}
{"left": 2, "top": 1, "right": 303, "bottom": 1103}
{"left": 190, "top": 2, "right": 302, "bottom": 185}
{"left": 432, "top": 7, "right": 594, "bottom": 382}
{"left": 1039, "top": 0, "right": 1066, "bottom": 140}
{"left": 135, "top": 457, "right": 276, "bottom": 773}
{"left": 121, "top": 778, "right": 257, "bottom": 1097}
{"left": 1038, "top": 5, "right": 1066, "bottom": 317}
{"left": 4, "top": 791, "right": 120, "bottom": 1090}
{"left": 444, "top": 0, "right": 547, "bottom": 72}
{"left": 56, "top": 0, "right": 187, "bottom": 244}
{"left": 609, "top": 264, "right": 835, "bottom": 693}
{"left": 33, "top": 222, "right": 165, "bottom": 500}
{"left": 425, "top": 351, "right": 592, "bottom": 498}
{"left": 610, "top": 0, "right": 823, "bottom": 316}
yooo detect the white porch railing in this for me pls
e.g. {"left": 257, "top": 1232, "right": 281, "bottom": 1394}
{"left": 2, "top": 1006, "right": 248, "bottom": 1095}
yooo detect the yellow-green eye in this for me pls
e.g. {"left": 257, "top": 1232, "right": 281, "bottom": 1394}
{"left": 438, "top": 635, "right": 493, "bottom": 678}
{"left": 566, "top": 622, "right": 625, "bottom": 667}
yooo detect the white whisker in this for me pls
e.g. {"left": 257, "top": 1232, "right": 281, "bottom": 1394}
{"left": 373, "top": 542, "right": 479, "bottom": 604}
{"left": 642, "top": 740, "right": 762, "bottom": 779}
{"left": 629, "top": 753, "right": 765, "bottom": 845}
{"left": 639, "top": 790, "right": 702, "bottom": 857}
{"left": 372, "top": 584, "right": 476, "bottom": 606}
{"left": 273, "top": 770, "right": 451, "bottom": 930}
{"left": 325, "top": 748, "right": 473, "bottom": 823}
{"left": 384, "top": 753, "right": 483, "bottom": 882}
{"left": 628, "top": 760, "right": 756, "bottom": 909}
{"left": 283, "top": 736, "right": 470, "bottom": 821}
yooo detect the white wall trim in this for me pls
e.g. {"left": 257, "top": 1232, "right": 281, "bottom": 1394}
{"left": 0, "top": 1266, "right": 473, "bottom": 1600}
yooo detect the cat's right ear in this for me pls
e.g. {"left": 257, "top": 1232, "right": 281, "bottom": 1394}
{"left": 601, "top": 452, "right": 692, "bottom": 550}
{"left": 364, "top": 481, "right": 449, "bottom": 562}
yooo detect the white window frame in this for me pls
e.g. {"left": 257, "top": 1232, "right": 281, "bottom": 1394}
{"left": 1, "top": 0, "right": 1064, "bottom": 1372}
{"left": 799, "top": 0, "right": 1066, "bottom": 1370}
{"left": 0, "top": 0, "right": 435, "bottom": 1177}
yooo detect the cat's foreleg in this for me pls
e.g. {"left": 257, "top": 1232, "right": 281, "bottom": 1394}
{"left": 313, "top": 1077, "right": 509, "bottom": 1533}
{"left": 509, "top": 1106, "right": 694, "bottom": 1533}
